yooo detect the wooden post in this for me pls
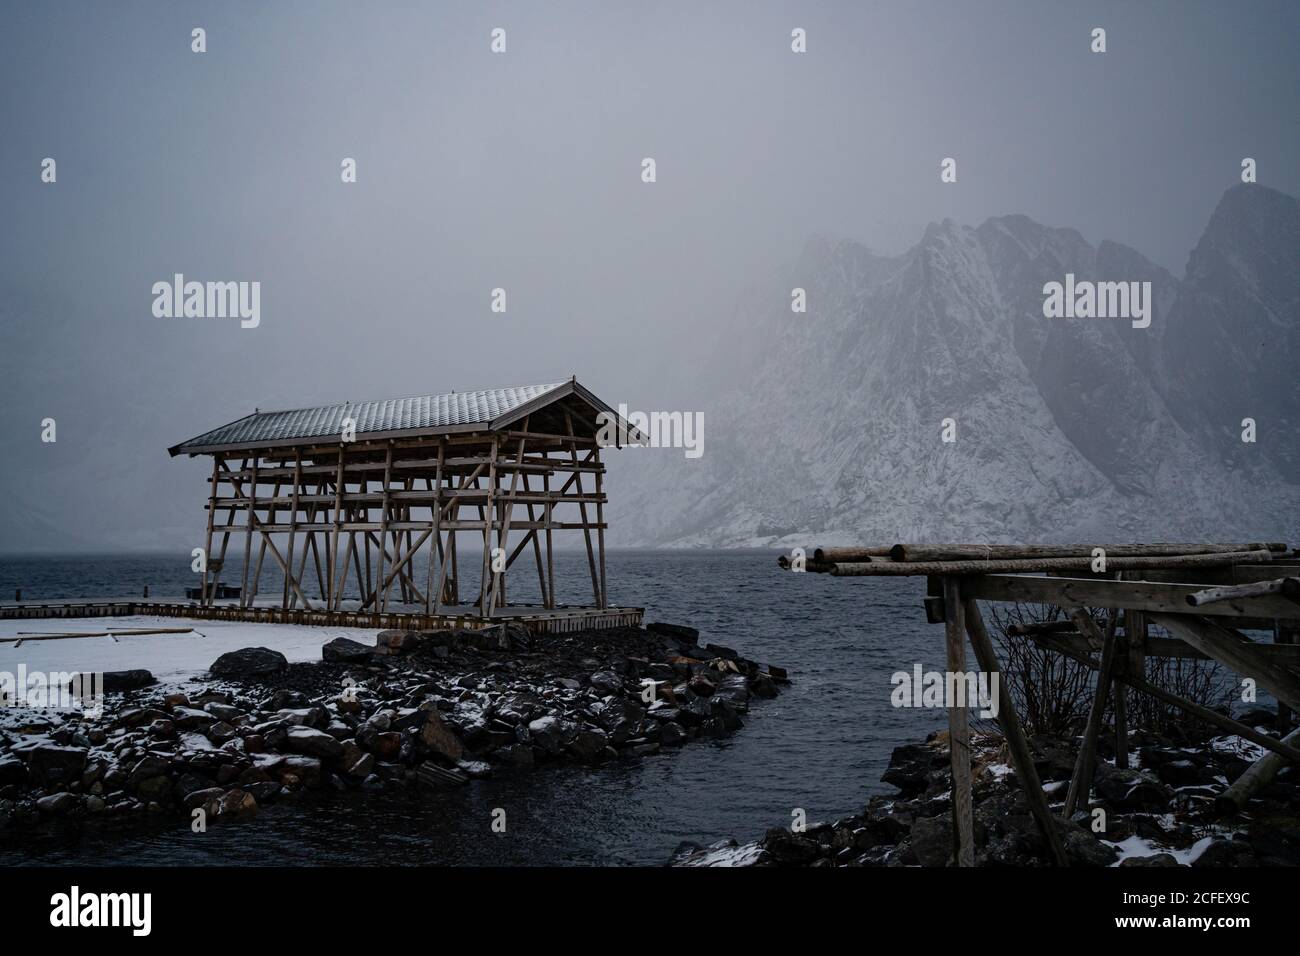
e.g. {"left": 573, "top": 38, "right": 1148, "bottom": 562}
{"left": 942, "top": 576, "right": 975, "bottom": 866}
{"left": 544, "top": 468, "right": 555, "bottom": 609}
{"left": 376, "top": 442, "right": 393, "bottom": 611}
{"left": 201, "top": 456, "right": 220, "bottom": 606}
{"left": 1118, "top": 606, "right": 1146, "bottom": 768}
{"left": 963, "top": 597, "right": 1068, "bottom": 866}
{"left": 239, "top": 458, "right": 258, "bottom": 608}
{"left": 1064, "top": 609, "right": 1119, "bottom": 818}
{"left": 283, "top": 449, "right": 302, "bottom": 609}
{"left": 595, "top": 445, "right": 607, "bottom": 609}
{"left": 328, "top": 447, "right": 345, "bottom": 608}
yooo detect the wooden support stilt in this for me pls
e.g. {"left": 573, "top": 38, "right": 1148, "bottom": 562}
{"left": 1064, "top": 609, "right": 1119, "bottom": 818}
{"left": 200, "top": 456, "right": 220, "bottom": 606}
{"left": 941, "top": 576, "right": 975, "bottom": 867}
{"left": 963, "top": 597, "right": 1069, "bottom": 866}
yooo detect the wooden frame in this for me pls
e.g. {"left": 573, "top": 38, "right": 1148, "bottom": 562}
{"left": 192, "top": 420, "right": 612, "bottom": 620}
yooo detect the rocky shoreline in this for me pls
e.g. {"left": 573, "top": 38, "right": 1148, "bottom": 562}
{"left": 673, "top": 715, "right": 1300, "bottom": 867}
{"left": 0, "top": 622, "right": 787, "bottom": 830}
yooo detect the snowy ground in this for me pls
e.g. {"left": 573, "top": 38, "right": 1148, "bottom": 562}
{"left": 0, "top": 616, "right": 378, "bottom": 685}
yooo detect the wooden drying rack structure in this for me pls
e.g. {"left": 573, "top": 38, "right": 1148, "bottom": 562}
{"left": 779, "top": 542, "right": 1300, "bottom": 867}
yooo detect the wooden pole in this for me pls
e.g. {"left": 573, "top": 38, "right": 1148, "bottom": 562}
{"left": 200, "top": 456, "right": 220, "bottom": 606}
{"left": 595, "top": 445, "right": 607, "bottom": 610}
{"left": 283, "top": 449, "right": 302, "bottom": 609}
{"left": 891, "top": 543, "right": 1285, "bottom": 563}
{"left": 831, "top": 550, "right": 1275, "bottom": 577}
{"left": 1063, "top": 609, "right": 1119, "bottom": 818}
{"left": 239, "top": 459, "right": 258, "bottom": 608}
{"left": 941, "top": 577, "right": 975, "bottom": 866}
{"left": 1216, "top": 724, "right": 1300, "bottom": 813}
{"left": 963, "top": 597, "right": 1068, "bottom": 866}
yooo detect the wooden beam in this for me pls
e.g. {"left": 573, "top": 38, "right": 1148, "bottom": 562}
{"left": 1150, "top": 613, "right": 1300, "bottom": 714}
{"left": 941, "top": 577, "right": 975, "bottom": 867}
{"left": 963, "top": 598, "right": 1068, "bottom": 866}
{"left": 961, "top": 574, "right": 1300, "bottom": 621}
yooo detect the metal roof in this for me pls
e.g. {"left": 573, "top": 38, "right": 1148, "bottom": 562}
{"left": 169, "top": 380, "right": 601, "bottom": 455}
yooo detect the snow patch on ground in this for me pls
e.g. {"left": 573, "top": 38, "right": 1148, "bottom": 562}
{"left": 679, "top": 841, "right": 766, "bottom": 867}
{"left": 1105, "top": 834, "right": 1216, "bottom": 866}
{"left": 0, "top": 616, "right": 378, "bottom": 687}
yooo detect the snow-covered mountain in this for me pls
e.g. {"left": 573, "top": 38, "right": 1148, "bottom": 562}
{"left": 606, "top": 185, "right": 1300, "bottom": 547}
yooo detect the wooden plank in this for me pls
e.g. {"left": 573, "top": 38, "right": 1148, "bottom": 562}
{"left": 942, "top": 577, "right": 975, "bottom": 867}
{"left": 963, "top": 598, "right": 1068, "bottom": 866}
{"left": 961, "top": 574, "right": 1300, "bottom": 620}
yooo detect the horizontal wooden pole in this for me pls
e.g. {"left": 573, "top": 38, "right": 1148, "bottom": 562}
{"left": 1188, "top": 577, "right": 1300, "bottom": 607}
{"left": 890, "top": 543, "right": 1286, "bottom": 562}
{"left": 960, "top": 573, "right": 1300, "bottom": 620}
{"left": 830, "top": 550, "right": 1274, "bottom": 578}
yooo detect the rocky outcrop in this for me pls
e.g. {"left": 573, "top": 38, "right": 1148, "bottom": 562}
{"left": 0, "top": 623, "right": 786, "bottom": 832}
{"left": 674, "top": 721, "right": 1300, "bottom": 867}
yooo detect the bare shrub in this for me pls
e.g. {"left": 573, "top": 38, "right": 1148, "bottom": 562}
{"left": 985, "top": 602, "right": 1235, "bottom": 739}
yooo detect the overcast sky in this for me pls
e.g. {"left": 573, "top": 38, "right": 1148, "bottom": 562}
{"left": 2, "top": 1, "right": 1298, "bottom": 551}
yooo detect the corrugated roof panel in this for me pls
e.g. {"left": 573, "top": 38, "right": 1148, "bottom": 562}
{"left": 172, "top": 382, "right": 569, "bottom": 453}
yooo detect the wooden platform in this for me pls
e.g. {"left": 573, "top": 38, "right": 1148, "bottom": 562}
{"left": 0, "top": 599, "right": 644, "bottom": 635}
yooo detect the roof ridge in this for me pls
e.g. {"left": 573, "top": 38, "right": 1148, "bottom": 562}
{"left": 252, "top": 381, "right": 569, "bottom": 417}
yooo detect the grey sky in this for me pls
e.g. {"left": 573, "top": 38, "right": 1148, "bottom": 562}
{"left": 1, "top": 1, "right": 1297, "bottom": 551}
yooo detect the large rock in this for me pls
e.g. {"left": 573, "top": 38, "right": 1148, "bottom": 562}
{"left": 1094, "top": 765, "right": 1172, "bottom": 812}
{"left": 419, "top": 710, "right": 465, "bottom": 761}
{"left": 910, "top": 813, "right": 953, "bottom": 867}
{"left": 102, "top": 669, "right": 156, "bottom": 691}
{"left": 0, "top": 754, "right": 29, "bottom": 785}
{"left": 209, "top": 647, "right": 288, "bottom": 678}
{"left": 36, "top": 792, "right": 80, "bottom": 815}
{"left": 322, "top": 637, "right": 373, "bottom": 663}
{"left": 568, "top": 728, "right": 609, "bottom": 762}
{"left": 882, "top": 743, "right": 939, "bottom": 796}
{"left": 22, "top": 745, "right": 88, "bottom": 788}
{"left": 647, "top": 622, "right": 699, "bottom": 643}
{"left": 762, "top": 827, "right": 822, "bottom": 865}
{"left": 528, "top": 716, "right": 566, "bottom": 756}
{"left": 285, "top": 725, "right": 345, "bottom": 760}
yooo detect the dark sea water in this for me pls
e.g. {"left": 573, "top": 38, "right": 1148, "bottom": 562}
{"left": 0, "top": 550, "right": 947, "bottom": 866}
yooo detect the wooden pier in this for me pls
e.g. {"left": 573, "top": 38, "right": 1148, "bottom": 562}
{"left": 0, "top": 598, "right": 644, "bottom": 635}
{"left": 782, "top": 541, "right": 1300, "bottom": 867}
